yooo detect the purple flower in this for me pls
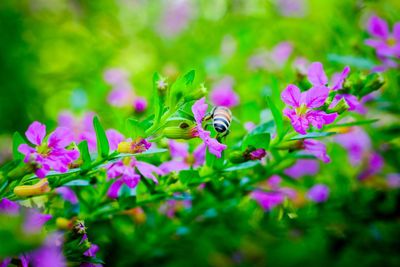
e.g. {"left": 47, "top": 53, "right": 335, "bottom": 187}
{"left": 276, "top": 0, "right": 307, "bottom": 18}
{"left": 56, "top": 187, "right": 78, "bottom": 204}
{"left": 23, "top": 209, "right": 52, "bottom": 234}
{"left": 307, "top": 62, "right": 350, "bottom": 91}
{"left": 210, "top": 77, "right": 239, "bottom": 108}
{"left": 303, "top": 139, "right": 330, "bottom": 163}
{"left": 18, "top": 122, "right": 80, "bottom": 178}
{"left": 106, "top": 157, "right": 162, "bottom": 198}
{"left": 244, "top": 122, "right": 256, "bottom": 132}
{"left": 157, "top": 0, "right": 194, "bottom": 37}
{"left": 365, "top": 15, "right": 400, "bottom": 59}
{"left": 105, "top": 129, "right": 125, "bottom": 151}
{"left": 0, "top": 198, "right": 20, "bottom": 214}
{"left": 159, "top": 193, "right": 192, "bottom": 218}
{"left": 249, "top": 149, "right": 267, "bottom": 160}
{"left": 387, "top": 173, "right": 400, "bottom": 188}
{"left": 248, "top": 42, "right": 293, "bottom": 71}
{"left": 334, "top": 127, "right": 371, "bottom": 166}
{"left": 358, "top": 152, "right": 384, "bottom": 180}
{"left": 292, "top": 57, "right": 309, "bottom": 75}
{"left": 159, "top": 140, "right": 205, "bottom": 174}
{"left": 191, "top": 98, "right": 227, "bottom": 158}
{"left": 107, "top": 88, "right": 135, "bottom": 107}
{"left": 307, "top": 184, "right": 329, "bottom": 203}
{"left": 133, "top": 97, "right": 148, "bottom": 113}
{"left": 103, "top": 68, "right": 129, "bottom": 86}
{"left": 281, "top": 84, "right": 337, "bottom": 134}
{"left": 29, "top": 234, "right": 66, "bottom": 267}
{"left": 284, "top": 159, "right": 319, "bottom": 179}
{"left": 81, "top": 243, "right": 103, "bottom": 267}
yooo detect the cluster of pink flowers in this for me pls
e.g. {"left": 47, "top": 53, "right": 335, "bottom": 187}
{"left": 365, "top": 15, "right": 400, "bottom": 71}
{"left": 104, "top": 68, "right": 148, "bottom": 112}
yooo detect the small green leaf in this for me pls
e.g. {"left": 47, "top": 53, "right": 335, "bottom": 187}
{"left": 249, "top": 121, "right": 275, "bottom": 135}
{"left": 153, "top": 72, "right": 165, "bottom": 124}
{"left": 126, "top": 118, "right": 146, "bottom": 138}
{"left": 183, "top": 70, "right": 195, "bottom": 85}
{"left": 266, "top": 97, "right": 284, "bottom": 140}
{"left": 290, "top": 132, "right": 336, "bottom": 140}
{"left": 224, "top": 161, "right": 260, "bottom": 172}
{"left": 12, "top": 132, "right": 25, "bottom": 160}
{"left": 179, "top": 170, "right": 201, "bottom": 184}
{"left": 326, "top": 119, "right": 378, "bottom": 128}
{"left": 242, "top": 132, "right": 270, "bottom": 150}
{"left": 169, "top": 70, "right": 196, "bottom": 108}
{"left": 78, "top": 141, "right": 91, "bottom": 170}
{"left": 93, "top": 116, "right": 109, "bottom": 158}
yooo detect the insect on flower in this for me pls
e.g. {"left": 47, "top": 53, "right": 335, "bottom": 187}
{"left": 203, "top": 106, "right": 232, "bottom": 138}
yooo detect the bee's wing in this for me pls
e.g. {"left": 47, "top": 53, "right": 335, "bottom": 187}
{"left": 231, "top": 116, "right": 241, "bottom": 124}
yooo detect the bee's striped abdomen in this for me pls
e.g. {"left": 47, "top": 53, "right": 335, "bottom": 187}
{"left": 212, "top": 107, "right": 232, "bottom": 133}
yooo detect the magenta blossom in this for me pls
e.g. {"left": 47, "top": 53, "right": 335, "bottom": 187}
{"left": 334, "top": 127, "right": 371, "bottom": 166}
{"left": 56, "top": 187, "right": 78, "bottom": 204}
{"left": 358, "top": 152, "right": 384, "bottom": 180}
{"left": 249, "top": 42, "right": 293, "bottom": 71}
{"left": 210, "top": 77, "right": 239, "bottom": 108}
{"left": 281, "top": 84, "right": 337, "bottom": 134}
{"left": 107, "top": 157, "right": 162, "bottom": 198}
{"left": 365, "top": 15, "right": 400, "bottom": 59}
{"left": 106, "top": 129, "right": 125, "bottom": 151}
{"left": 18, "top": 122, "right": 80, "bottom": 178}
{"left": 157, "top": 0, "right": 194, "bottom": 37}
{"left": 284, "top": 159, "right": 319, "bottom": 179}
{"left": 191, "top": 98, "right": 227, "bottom": 158}
{"left": 307, "top": 184, "right": 330, "bottom": 203}
{"left": 249, "top": 149, "right": 267, "bottom": 160}
{"left": 308, "top": 62, "right": 350, "bottom": 91}
{"left": 159, "top": 140, "right": 205, "bottom": 174}
{"left": 303, "top": 139, "right": 330, "bottom": 163}
{"left": 81, "top": 244, "right": 103, "bottom": 267}
{"left": 387, "top": 174, "right": 400, "bottom": 189}
{"left": 251, "top": 176, "right": 296, "bottom": 211}
{"left": 276, "top": 0, "right": 307, "bottom": 18}
{"left": 133, "top": 97, "right": 148, "bottom": 113}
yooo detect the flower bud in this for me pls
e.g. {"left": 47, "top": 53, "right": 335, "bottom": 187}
{"left": 56, "top": 217, "right": 73, "bottom": 230}
{"left": 273, "top": 140, "right": 303, "bottom": 150}
{"left": 328, "top": 98, "right": 349, "bottom": 114}
{"left": 360, "top": 73, "right": 384, "bottom": 97}
{"left": 229, "top": 151, "right": 247, "bottom": 164}
{"left": 117, "top": 138, "right": 151, "bottom": 154}
{"left": 163, "top": 125, "right": 197, "bottom": 140}
{"left": 248, "top": 149, "right": 266, "bottom": 160}
{"left": 156, "top": 77, "right": 168, "bottom": 95}
{"left": 14, "top": 178, "right": 50, "bottom": 197}
{"left": 184, "top": 84, "right": 207, "bottom": 102}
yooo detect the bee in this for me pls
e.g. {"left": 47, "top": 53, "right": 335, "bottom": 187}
{"left": 204, "top": 106, "right": 232, "bottom": 137}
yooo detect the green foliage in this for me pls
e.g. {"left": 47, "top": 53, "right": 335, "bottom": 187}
{"left": 93, "top": 116, "right": 109, "bottom": 158}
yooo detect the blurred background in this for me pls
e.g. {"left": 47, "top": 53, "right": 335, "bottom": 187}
{"left": 1, "top": 1, "right": 400, "bottom": 266}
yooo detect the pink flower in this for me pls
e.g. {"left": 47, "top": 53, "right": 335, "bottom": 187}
{"left": 104, "top": 68, "right": 129, "bottom": 86}
{"left": 249, "top": 149, "right": 266, "bottom": 160}
{"left": 307, "top": 184, "right": 329, "bottom": 203}
{"left": 249, "top": 42, "right": 293, "bottom": 71}
{"left": 387, "top": 174, "right": 400, "bottom": 188}
{"left": 365, "top": 15, "right": 400, "bottom": 59}
{"left": 303, "top": 139, "right": 330, "bottom": 163}
{"left": 55, "top": 187, "right": 78, "bottom": 204}
{"left": 334, "top": 127, "right": 371, "bottom": 166}
{"left": 0, "top": 198, "right": 20, "bottom": 214}
{"left": 210, "top": 77, "right": 239, "bottom": 108}
{"left": 307, "top": 62, "right": 350, "bottom": 91}
{"left": 106, "top": 157, "right": 162, "bottom": 198}
{"left": 107, "top": 88, "right": 135, "bottom": 107}
{"left": 133, "top": 97, "right": 148, "bottom": 113}
{"left": 157, "top": 0, "right": 194, "bottom": 37}
{"left": 159, "top": 140, "right": 205, "bottom": 174}
{"left": 191, "top": 98, "right": 227, "bottom": 158}
{"left": 276, "top": 0, "right": 307, "bottom": 18}
{"left": 251, "top": 176, "right": 296, "bottom": 211}
{"left": 106, "top": 129, "right": 125, "bottom": 151}
{"left": 244, "top": 122, "right": 256, "bottom": 132}
{"left": 284, "top": 159, "right": 319, "bottom": 179}
{"left": 358, "top": 152, "right": 384, "bottom": 180}
{"left": 18, "top": 122, "right": 80, "bottom": 178}
{"left": 281, "top": 84, "right": 337, "bottom": 134}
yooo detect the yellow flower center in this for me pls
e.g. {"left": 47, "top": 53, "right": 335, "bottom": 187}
{"left": 122, "top": 157, "right": 132, "bottom": 166}
{"left": 185, "top": 154, "right": 195, "bottom": 165}
{"left": 387, "top": 37, "right": 396, "bottom": 47}
{"left": 296, "top": 104, "right": 308, "bottom": 115}
{"left": 37, "top": 143, "right": 51, "bottom": 156}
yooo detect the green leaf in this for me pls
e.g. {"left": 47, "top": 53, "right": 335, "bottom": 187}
{"left": 169, "top": 70, "right": 196, "bottom": 108}
{"left": 183, "top": 70, "right": 195, "bottom": 85}
{"left": 126, "top": 118, "right": 146, "bottom": 138}
{"left": 249, "top": 121, "right": 275, "bottom": 135}
{"left": 179, "top": 169, "right": 201, "bottom": 184}
{"left": 224, "top": 161, "right": 260, "bottom": 172}
{"left": 78, "top": 141, "right": 91, "bottom": 171}
{"left": 266, "top": 97, "right": 284, "bottom": 140}
{"left": 242, "top": 132, "right": 270, "bottom": 151}
{"left": 326, "top": 119, "right": 378, "bottom": 128}
{"left": 152, "top": 72, "right": 165, "bottom": 125}
{"left": 93, "top": 116, "right": 109, "bottom": 158}
{"left": 12, "top": 132, "right": 25, "bottom": 160}
{"left": 290, "top": 132, "right": 336, "bottom": 140}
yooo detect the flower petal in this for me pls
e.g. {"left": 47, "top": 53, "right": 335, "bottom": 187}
{"left": 307, "top": 62, "right": 328, "bottom": 86}
{"left": 26, "top": 121, "right": 46, "bottom": 146}
{"left": 191, "top": 97, "right": 208, "bottom": 124}
{"left": 48, "top": 127, "right": 74, "bottom": 148}
{"left": 394, "top": 23, "right": 400, "bottom": 40}
{"left": 106, "top": 129, "right": 125, "bottom": 151}
{"left": 136, "top": 161, "right": 162, "bottom": 183}
{"left": 168, "top": 140, "right": 189, "bottom": 159}
{"left": 331, "top": 66, "right": 350, "bottom": 90}
{"left": 193, "top": 143, "right": 206, "bottom": 167}
{"left": 367, "top": 15, "right": 389, "bottom": 39}
{"left": 304, "top": 86, "right": 329, "bottom": 108}
{"left": 307, "top": 184, "right": 329, "bottom": 203}
{"left": 107, "top": 179, "right": 124, "bottom": 198}
{"left": 281, "top": 84, "right": 301, "bottom": 107}
{"left": 303, "top": 139, "right": 330, "bottom": 163}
